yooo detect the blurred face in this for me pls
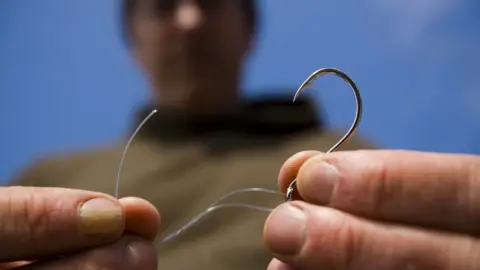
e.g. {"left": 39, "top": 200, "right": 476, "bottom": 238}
{"left": 131, "top": 0, "right": 252, "bottom": 113}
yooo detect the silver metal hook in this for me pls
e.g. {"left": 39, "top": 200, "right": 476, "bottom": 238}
{"left": 285, "top": 68, "right": 363, "bottom": 201}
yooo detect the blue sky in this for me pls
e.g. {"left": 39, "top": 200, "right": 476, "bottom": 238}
{"left": 1, "top": 1, "right": 479, "bottom": 182}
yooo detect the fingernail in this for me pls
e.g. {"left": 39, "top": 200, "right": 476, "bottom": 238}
{"left": 126, "top": 237, "right": 157, "bottom": 269}
{"left": 301, "top": 157, "right": 339, "bottom": 204}
{"left": 265, "top": 203, "right": 306, "bottom": 255}
{"left": 79, "top": 198, "right": 124, "bottom": 237}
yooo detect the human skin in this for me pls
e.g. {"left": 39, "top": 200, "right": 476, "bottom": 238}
{"left": 0, "top": 187, "right": 160, "bottom": 269}
{"left": 264, "top": 149, "right": 480, "bottom": 269}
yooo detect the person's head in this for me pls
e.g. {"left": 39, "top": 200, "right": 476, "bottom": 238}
{"left": 122, "top": 0, "right": 258, "bottom": 115}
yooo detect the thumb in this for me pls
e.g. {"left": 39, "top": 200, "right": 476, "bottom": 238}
{"left": 0, "top": 186, "right": 124, "bottom": 262}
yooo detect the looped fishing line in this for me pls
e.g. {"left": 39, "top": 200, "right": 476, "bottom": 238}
{"left": 159, "top": 187, "right": 280, "bottom": 243}
{"left": 114, "top": 109, "right": 281, "bottom": 244}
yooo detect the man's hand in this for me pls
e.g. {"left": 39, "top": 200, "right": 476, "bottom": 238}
{"left": 0, "top": 186, "right": 160, "bottom": 269}
{"left": 263, "top": 150, "right": 480, "bottom": 269}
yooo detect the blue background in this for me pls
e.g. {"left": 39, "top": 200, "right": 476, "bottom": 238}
{"left": 1, "top": 1, "right": 479, "bottom": 182}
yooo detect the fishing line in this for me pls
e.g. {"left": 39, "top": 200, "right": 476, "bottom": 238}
{"left": 114, "top": 67, "right": 363, "bottom": 243}
{"left": 114, "top": 110, "right": 281, "bottom": 243}
{"left": 159, "top": 187, "right": 281, "bottom": 244}
{"left": 115, "top": 109, "right": 158, "bottom": 199}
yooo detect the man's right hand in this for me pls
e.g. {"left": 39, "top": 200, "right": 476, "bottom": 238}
{"left": 0, "top": 186, "right": 160, "bottom": 269}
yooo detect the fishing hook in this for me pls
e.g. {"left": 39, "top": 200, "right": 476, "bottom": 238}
{"left": 285, "top": 67, "right": 363, "bottom": 201}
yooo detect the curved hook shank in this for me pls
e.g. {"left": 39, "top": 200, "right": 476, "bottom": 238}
{"left": 286, "top": 68, "right": 363, "bottom": 201}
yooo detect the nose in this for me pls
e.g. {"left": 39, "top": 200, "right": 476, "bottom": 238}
{"left": 174, "top": 2, "right": 204, "bottom": 32}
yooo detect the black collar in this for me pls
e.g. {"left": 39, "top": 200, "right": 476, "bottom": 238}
{"left": 131, "top": 93, "right": 324, "bottom": 143}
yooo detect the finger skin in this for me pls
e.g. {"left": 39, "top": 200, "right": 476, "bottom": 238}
{"left": 264, "top": 201, "right": 480, "bottom": 270}
{"left": 279, "top": 150, "right": 480, "bottom": 235}
{"left": 267, "top": 258, "right": 298, "bottom": 270}
{"left": 0, "top": 261, "right": 31, "bottom": 269}
{"left": 16, "top": 235, "right": 157, "bottom": 270}
{"left": 278, "top": 151, "right": 323, "bottom": 200}
{"left": 0, "top": 186, "right": 126, "bottom": 262}
{"left": 119, "top": 197, "right": 161, "bottom": 241}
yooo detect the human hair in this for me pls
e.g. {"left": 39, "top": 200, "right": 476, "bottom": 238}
{"left": 121, "top": 0, "right": 258, "bottom": 44}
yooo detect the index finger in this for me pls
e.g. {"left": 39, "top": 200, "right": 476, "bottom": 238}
{"left": 0, "top": 186, "right": 124, "bottom": 262}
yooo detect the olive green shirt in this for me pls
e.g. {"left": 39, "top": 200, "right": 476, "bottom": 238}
{"left": 12, "top": 95, "right": 375, "bottom": 269}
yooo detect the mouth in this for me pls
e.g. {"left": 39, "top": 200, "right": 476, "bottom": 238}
{"left": 165, "top": 44, "right": 214, "bottom": 74}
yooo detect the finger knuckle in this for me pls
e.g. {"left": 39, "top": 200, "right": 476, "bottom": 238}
{"left": 303, "top": 209, "right": 364, "bottom": 268}
{"left": 331, "top": 214, "right": 364, "bottom": 268}
{"left": 1, "top": 187, "right": 54, "bottom": 247}
{"left": 332, "top": 151, "right": 394, "bottom": 217}
{"left": 77, "top": 244, "right": 125, "bottom": 270}
{"left": 466, "top": 157, "right": 480, "bottom": 218}
{"left": 366, "top": 157, "right": 396, "bottom": 217}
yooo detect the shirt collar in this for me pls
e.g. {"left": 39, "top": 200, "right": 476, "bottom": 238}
{"left": 131, "top": 93, "right": 324, "bottom": 143}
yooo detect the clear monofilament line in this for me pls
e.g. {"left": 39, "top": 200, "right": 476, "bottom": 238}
{"left": 115, "top": 109, "right": 157, "bottom": 198}
{"left": 160, "top": 202, "right": 275, "bottom": 243}
{"left": 208, "top": 188, "right": 280, "bottom": 208}
{"left": 114, "top": 110, "right": 283, "bottom": 245}
{"left": 158, "top": 187, "right": 281, "bottom": 243}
